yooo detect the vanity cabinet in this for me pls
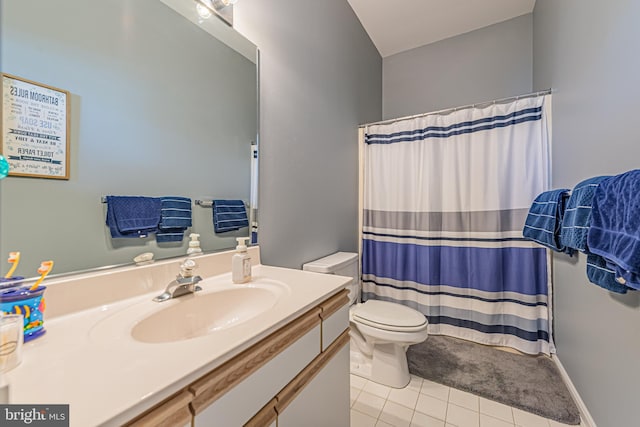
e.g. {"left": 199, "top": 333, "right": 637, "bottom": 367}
{"left": 275, "top": 333, "right": 350, "bottom": 427}
{"left": 123, "top": 289, "right": 350, "bottom": 427}
{"left": 124, "top": 390, "right": 192, "bottom": 427}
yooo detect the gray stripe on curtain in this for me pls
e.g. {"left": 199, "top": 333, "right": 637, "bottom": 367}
{"left": 364, "top": 208, "right": 530, "bottom": 233}
{"left": 361, "top": 275, "right": 549, "bottom": 305}
{"left": 364, "top": 294, "right": 549, "bottom": 333}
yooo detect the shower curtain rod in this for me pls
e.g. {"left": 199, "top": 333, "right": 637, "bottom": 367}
{"left": 358, "top": 88, "right": 552, "bottom": 128}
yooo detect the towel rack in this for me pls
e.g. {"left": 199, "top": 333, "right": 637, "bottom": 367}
{"left": 195, "top": 199, "right": 249, "bottom": 208}
{"left": 101, "top": 197, "right": 248, "bottom": 208}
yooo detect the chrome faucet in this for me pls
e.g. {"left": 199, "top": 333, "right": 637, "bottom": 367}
{"left": 153, "top": 259, "right": 203, "bottom": 302}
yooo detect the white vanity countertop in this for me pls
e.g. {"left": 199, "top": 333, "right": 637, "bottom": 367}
{"left": 4, "top": 264, "right": 349, "bottom": 427}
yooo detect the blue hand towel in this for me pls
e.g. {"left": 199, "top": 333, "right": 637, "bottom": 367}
{"left": 587, "top": 169, "right": 640, "bottom": 276}
{"left": 523, "top": 189, "right": 573, "bottom": 253}
{"left": 213, "top": 200, "right": 249, "bottom": 233}
{"left": 106, "top": 196, "right": 161, "bottom": 238}
{"left": 560, "top": 176, "right": 611, "bottom": 252}
{"left": 158, "top": 197, "right": 192, "bottom": 229}
{"left": 586, "top": 254, "right": 629, "bottom": 294}
{"left": 156, "top": 197, "right": 192, "bottom": 242}
{"left": 156, "top": 228, "right": 188, "bottom": 243}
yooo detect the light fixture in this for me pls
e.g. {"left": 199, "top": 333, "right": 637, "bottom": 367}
{"left": 194, "top": 0, "right": 237, "bottom": 26}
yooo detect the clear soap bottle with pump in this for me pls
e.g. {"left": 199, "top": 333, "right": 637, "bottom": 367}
{"left": 232, "top": 237, "right": 251, "bottom": 284}
{"left": 187, "top": 233, "right": 202, "bottom": 256}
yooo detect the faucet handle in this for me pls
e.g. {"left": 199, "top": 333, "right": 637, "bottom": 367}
{"left": 180, "top": 259, "right": 198, "bottom": 277}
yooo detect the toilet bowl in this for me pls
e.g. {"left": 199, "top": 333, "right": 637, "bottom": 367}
{"left": 349, "top": 299, "right": 428, "bottom": 388}
{"left": 302, "top": 252, "right": 429, "bottom": 389}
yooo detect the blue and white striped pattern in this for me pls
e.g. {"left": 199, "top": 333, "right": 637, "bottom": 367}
{"left": 157, "top": 197, "right": 192, "bottom": 243}
{"left": 362, "top": 95, "right": 554, "bottom": 355}
{"left": 213, "top": 200, "right": 249, "bottom": 233}
{"left": 560, "top": 176, "right": 610, "bottom": 252}
{"left": 523, "top": 189, "right": 571, "bottom": 253}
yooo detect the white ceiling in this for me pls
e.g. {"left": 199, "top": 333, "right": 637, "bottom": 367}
{"left": 347, "top": 0, "right": 536, "bottom": 58}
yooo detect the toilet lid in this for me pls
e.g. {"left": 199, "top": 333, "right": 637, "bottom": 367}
{"left": 352, "top": 300, "right": 427, "bottom": 330}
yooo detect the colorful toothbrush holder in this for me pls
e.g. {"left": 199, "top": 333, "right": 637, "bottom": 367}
{"left": 0, "top": 286, "right": 46, "bottom": 342}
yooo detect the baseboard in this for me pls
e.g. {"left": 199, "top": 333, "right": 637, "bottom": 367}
{"left": 552, "top": 355, "right": 597, "bottom": 427}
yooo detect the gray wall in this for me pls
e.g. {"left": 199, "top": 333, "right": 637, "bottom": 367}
{"left": 383, "top": 14, "right": 532, "bottom": 119}
{"left": 234, "top": 0, "right": 382, "bottom": 268}
{"left": 0, "top": 0, "right": 256, "bottom": 275}
{"left": 533, "top": 2, "right": 640, "bottom": 426}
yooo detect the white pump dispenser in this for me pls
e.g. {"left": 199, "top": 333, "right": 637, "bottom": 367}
{"left": 187, "top": 233, "right": 202, "bottom": 256}
{"left": 232, "top": 237, "right": 251, "bottom": 284}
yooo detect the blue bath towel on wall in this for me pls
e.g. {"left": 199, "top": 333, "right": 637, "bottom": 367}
{"left": 523, "top": 189, "right": 572, "bottom": 253}
{"left": 157, "top": 196, "right": 192, "bottom": 242}
{"left": 586, "top": 254, "right": 629, "bottom": 294}
{"left": 106, "top": 196, "right": 161, "bottom": 238}
{"left": 213, "top": 200, "right": 248, "bottom": 233}
{"left": 560, "top": 176, "right": 611, "bottom": 252}
{"left": 587, "top": 169, "right": 640, "bottom": 277}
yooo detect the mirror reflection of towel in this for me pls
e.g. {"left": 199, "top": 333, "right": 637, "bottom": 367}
{"left": 213, "top": 200, "right": 248, "bottom": 233}
{"left": 157, "top": 197, "right": 192, "bottom": 242}
{"left": 106, "top": 196, "right": 161, "bottom": 238}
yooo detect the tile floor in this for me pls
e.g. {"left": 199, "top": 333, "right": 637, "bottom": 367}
{"left": 350, "top": 374, "right": 582, "bottom": 427}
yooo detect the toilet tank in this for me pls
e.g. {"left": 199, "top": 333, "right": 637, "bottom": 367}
{"left": 302, "top": 252, "right": 359, "bottom": 304}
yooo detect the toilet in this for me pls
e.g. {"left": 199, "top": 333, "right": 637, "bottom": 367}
{"left": 303, "top": 252, "right": 429, "bottom": 388}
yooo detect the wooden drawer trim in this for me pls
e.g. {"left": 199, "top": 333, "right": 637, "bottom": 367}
{"left": 243, "top": 398, "right": 278, "bottom": 427}
{"left": 123, "top": 389, "right": 193, "bottom": 427}
{"left": 189, "top": 306, "right": 322, "bottom": 414}
{"left": 275, "top": 328, "right": 350, "bottom": 414}
{"left": 319, "top": 288, "right": 349, "bottom": 320}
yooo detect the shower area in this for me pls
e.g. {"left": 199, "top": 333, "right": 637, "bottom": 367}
{"left": 358, "top": 92, "right": 554, "bottom": 356}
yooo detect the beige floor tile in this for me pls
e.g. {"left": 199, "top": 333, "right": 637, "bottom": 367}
{"left": 363, "top": 379, "right": 393, "bottom": 399}
{"left": 479, "top": 397, "right": 514, "bottom": 423}
{"left": 449, "top": 388, "right": 480, "bottom": 411}
{"left": 352, "top": 374, "right": 368, "bottom": 390}
{"left": 353, "top": 390, "right": 387, "bottom": 419}
{"left": 379, "top": 400, "right": 415, "bottom": 427}
{"left": 388, "top": 386, "right": 420, "bottom": 410}
{"left": 420, "top": 379, "right": 451, "bottom": 401}
{"left": 512, "top": 408, "right": 551, "bottom": 427}
{"left": 480, "top": 414, "right": 516, "bottom": 427}
{"left": 446, "top": 403, "right": 480, "bottom": 427}
{"left": 411, "top": 411, "right": 446, "bottom": 427}
{"left": 415, "top": 393, "right": 448, "bottom": 421}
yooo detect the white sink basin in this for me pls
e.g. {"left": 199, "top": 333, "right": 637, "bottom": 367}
{"left": 88, "top": 277, "right": 290, "bottom": 345}
{"left": 132, "top": 287, "right": 278, "bottom": 343}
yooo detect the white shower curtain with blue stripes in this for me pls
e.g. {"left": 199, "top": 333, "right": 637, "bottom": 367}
{"left": 361, "top": 95, "right": 553, "bottom": 355}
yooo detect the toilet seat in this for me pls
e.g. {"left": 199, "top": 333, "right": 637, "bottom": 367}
{"left": 352, "top": 300, "right": 428, "bottom": 332}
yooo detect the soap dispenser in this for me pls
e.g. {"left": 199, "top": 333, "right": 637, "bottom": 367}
{"left": 187, "top": 233, "right": 202, "bottom": 256}
{"left": 232, "top": 237, "right": 251, "bottom": 284}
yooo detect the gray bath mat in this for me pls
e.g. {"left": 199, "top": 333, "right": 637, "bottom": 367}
{"left": 407, "top": 335, "right": 581, "bottom": 425}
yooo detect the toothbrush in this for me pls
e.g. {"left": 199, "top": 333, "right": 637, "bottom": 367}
{"left": 29, "top": 260, "right": 54, "bottom": 291}
{"left": 4, "top": 251, "right": 20, "bottom": 279}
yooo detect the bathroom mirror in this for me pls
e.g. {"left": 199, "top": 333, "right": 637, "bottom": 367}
{"left": 0, "top": 0, "right": 258, "bottom": 278}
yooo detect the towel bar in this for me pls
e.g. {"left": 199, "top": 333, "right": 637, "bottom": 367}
{"left": 101, "top": 197, "right": 248, "bottom": 208}
{"left": 195, "top": 199, "right": 249, "bottom": 208}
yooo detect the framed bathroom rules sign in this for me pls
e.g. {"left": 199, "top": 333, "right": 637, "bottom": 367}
{"left": 1, "top": 73, "right": 70, "bottom": 179}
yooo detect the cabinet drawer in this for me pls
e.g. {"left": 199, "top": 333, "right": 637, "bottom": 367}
{"left": 319, "top": 289, "right": 350, "bottom": 351}
{"left": 124, "top": 390, "right": 192, "bottom": 427}
{"left": 191, "top": 308, "right": 321, "bottom": 426}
